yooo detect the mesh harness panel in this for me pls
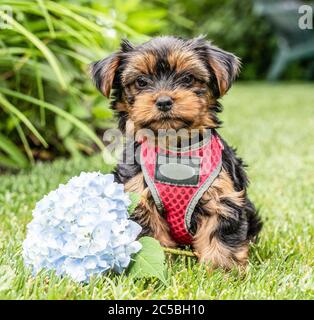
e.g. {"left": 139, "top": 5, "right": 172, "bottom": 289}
{"left": 140, "top": 130, "right": 223, "bottom": 245}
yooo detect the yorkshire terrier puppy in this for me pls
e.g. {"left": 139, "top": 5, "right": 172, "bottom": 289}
{"left": 91, "top": 36, "right": 262, "bottom": 269}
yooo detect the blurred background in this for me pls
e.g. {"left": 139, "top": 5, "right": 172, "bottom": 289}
{"left": 0, "top": 0, "right": 313, "bottom": 170}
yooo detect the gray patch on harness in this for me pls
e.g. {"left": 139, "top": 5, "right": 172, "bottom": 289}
{"left": 155, "top": 153, "right": 201, "bottom": 187}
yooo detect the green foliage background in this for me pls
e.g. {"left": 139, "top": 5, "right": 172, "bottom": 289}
{"left": 0, "top": 0, "right": 311, "bottom": 169}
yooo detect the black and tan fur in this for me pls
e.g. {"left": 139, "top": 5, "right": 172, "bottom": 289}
{"left": 91, "top": 36, "right": 262, "bottom": 269}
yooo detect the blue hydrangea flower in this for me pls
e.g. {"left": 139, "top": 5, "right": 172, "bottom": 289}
{"left": 23, "top": 172, "right": 142, "bottom": 282}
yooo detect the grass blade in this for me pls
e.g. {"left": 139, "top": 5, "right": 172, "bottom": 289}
{"left": 35, "top": 59, "right": 46, "bottom": 126}
{"left": 36, "top": 0, "right": 55, "bottom": 38}
{"left": 0, "top": 154, "right": 21, "bottom": 169}
{"left": 0, "top": 93, "right": 48, "bottom": 147}
{"left": 14, "top": 118, "right": 35, "bottom": 164}
{"left": 0, "top": 132, "right": 28, "bottom": 168}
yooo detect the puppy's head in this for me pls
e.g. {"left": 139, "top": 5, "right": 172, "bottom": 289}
{"left": 91, "top": 36, "right": 240, "bottom": 133}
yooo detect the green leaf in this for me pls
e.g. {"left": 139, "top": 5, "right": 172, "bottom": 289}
{"left": 127, "top": 9, "right": 167, "bottom": 33}
{"left": 128, "top": 237, "right": 166, "bottom": 283}
{"left": 15, "top": 122, "right": 35, "bottom": 165}
{"left": 36, "top": 0, "right": 56, "bottom": 38}
{"left": 0, "top": 10, "right": 66, "bottom": 90}
{"left": 55, "top": 115, "right": 73, "bottom": 138}
{"left": 0, "top": 132, "right": 28, "bottom": 168}
{"left": 0, "top": 93, "right": 48, "bottom": 148}
{"left": 92, "top": 105, "right": 113, "bottom": 120}
{"left": 113, "top": 0, "right": 141, "bottom": 13}
{"left": 63, "top": 136, "right": 80, "bottom": 157}
{"left": 69, "top": 102, "right": 90, "bottom": 119}
{"left": 0, "top": 155, "right": 21, "bottom": 169}
{"left": 128, "top": 192, "right": 141, "bottom": 214}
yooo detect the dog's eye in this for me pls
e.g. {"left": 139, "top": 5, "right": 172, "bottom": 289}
{"left": 182, "top": 74, "right": 194, "bottom": 85}
{"left": 135, "top": 76, "right": 148, "bottom": 89}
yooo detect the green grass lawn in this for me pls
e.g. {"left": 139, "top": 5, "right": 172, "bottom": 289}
{"left": 0, "top": 83, "right": 313, "bottom": 299}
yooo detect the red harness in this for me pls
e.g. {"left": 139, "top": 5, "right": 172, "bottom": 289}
{"left": 140, "top": 130, "right": 223, "bottom": 245}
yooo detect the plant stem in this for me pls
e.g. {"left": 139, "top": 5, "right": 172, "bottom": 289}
{"left": 161, "top": 247, "right": 198, "bottom": 258}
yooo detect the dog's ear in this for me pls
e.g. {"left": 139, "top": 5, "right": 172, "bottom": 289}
{"left": 206, "top": 44, "right": 241, "bottom": 97}
{"left": 90, "top": 53, "right": 120, "bottom": 98}
{"left": 120, "top": 39, "right": 134, "bottom": 53}
{"left": 90, "top": 39, "right": 134, "bottom": 98}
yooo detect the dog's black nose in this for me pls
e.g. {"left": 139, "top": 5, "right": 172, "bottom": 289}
{"left": 156, "top": 96, "right": 173, "bottom": 112}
